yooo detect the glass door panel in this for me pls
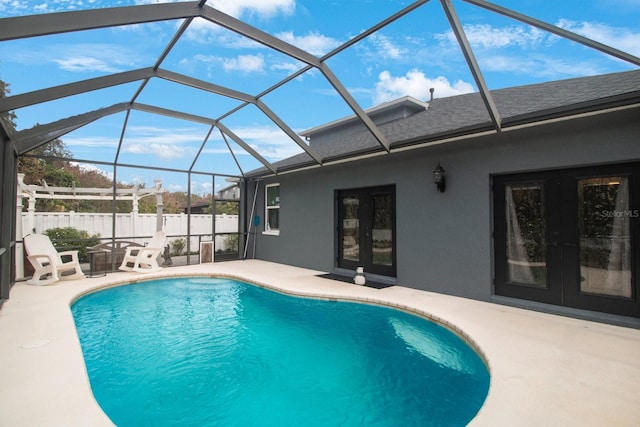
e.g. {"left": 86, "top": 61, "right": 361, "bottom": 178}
{"left": 337, "top": 185, "right": 396, "bottom": 277}
{"left": 342, "top": 196, "right": 360, "bottom": 263}
{"left": 505, "top": 183, "right": 547, "bottom": 288}
{"left": 372, "top": 193, "right": 393, "bottom": 267}
{"left": 578, "top": 177, "right": 632, "bottom": 298}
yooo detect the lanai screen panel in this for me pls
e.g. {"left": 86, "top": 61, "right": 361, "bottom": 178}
{"left": 10, "top": 85, "right": 140, "bottom": 134}
{"left": 218, "top": 102, "right": 308, "bottom": 164}
{"left": 160, "top": 16, "right": 312, "bottom": 96}
{"left": 134, "top": 78, "right": 245, "bottom": 121}
{"left": 39, "top": 113, "right": 127, "bottom": 165}
{"left": 117, "top": 110, "right": 212, "bottom": 171}
{"left": 260, "top": 68, "right": 356, "bottom": 137}
{"left": 112, "top": 167, "right": 188, "bottom": 240}
{"left": 190, "top": 128, "right": 259, "bottom": 177}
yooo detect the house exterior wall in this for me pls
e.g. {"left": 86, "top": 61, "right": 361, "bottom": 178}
{"left": 250, "top": 108, "right": 640, "bottom": 303}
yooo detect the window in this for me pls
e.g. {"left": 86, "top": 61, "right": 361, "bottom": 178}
{"left": 264, "top": 184, "right": 280, "bottom": 235}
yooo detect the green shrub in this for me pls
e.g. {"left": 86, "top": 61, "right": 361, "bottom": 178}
{"left": 170, "top": 238, "right": 186, "bottom": 256}
{"left": 44, "top": 227, "right": 100, "bottom": 262}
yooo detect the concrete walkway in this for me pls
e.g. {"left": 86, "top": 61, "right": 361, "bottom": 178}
{"left": 1, "top": 260, "right": 639, "bottom": 426}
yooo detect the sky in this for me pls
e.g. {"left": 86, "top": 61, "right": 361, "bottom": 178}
{"left": 1, "top": 0, "right": 639, "bottom": 194}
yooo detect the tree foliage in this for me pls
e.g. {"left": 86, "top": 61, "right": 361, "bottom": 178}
{"left": 16, "top": 140, "right": 199, "bottom": 214}
{"left": 0, "top": 78, "right": 17, "bottom": 132}
{"left": 215, "top": 201, "right": 239, "bottom": 215}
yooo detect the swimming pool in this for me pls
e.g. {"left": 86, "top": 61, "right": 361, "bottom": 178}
{"left": 72, "top": 277, "right": 490, "bottom": 426}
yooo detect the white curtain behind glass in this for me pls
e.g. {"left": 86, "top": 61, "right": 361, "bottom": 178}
{"left": 506, "top": 186, "right": 535, "bottom": 284}
{"left": 605, "top": 178, "right": 632, "bottom": 297}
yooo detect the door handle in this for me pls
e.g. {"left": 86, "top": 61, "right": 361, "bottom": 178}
{"left": 564, "top": 242, "right": 577, "bottom": 247}
{"left": 547, "top": 242, "right": 559, "bottom": 247}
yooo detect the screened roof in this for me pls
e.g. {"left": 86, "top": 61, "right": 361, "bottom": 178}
{"left": 1, "top": 0, "right": 638, "bottom": 192}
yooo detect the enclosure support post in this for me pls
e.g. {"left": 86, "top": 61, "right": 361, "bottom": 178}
{"left": 243, "top": 179, "right": 260, "bottom": 260}
{"left": 15, "top": 174, "right": 25, "bottom": 279}
{"left": 154, "top": 180, "right": 163, "bottom": 232}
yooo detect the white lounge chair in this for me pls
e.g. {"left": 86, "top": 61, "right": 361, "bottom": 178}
{"left": 24, "top": 234, "right": 85, "bottom": 285}
{"left": 119, "top": 231, "right": 166, "bottom": 273}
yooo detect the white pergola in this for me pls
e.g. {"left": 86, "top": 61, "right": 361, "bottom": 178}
{"left": 15, "top": 174, "right": 165, "bottom": 277}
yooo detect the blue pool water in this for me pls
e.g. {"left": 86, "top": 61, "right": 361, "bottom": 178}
{"left": 72, "top": 277, "right": 490, "bottom": 426}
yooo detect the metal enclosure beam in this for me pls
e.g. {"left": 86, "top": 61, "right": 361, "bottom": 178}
{"left": 219, "top": 130, "right": 245, "bottom": 176}
{"left": 189, "top": 125, "right": 215, "bottom": 172}
{"left": 440, "top": 0, "right": 502, "bottom": 131}
{"left": 13, "top": 103, "right": 130, "bottom": 154}
{"left": 200, "top": 7, "right": 321, "bottom": 67}
{"left": 463, "top": 0, "right": 640, "bottom": 67}
{"left": 132, "top": 103, "right": 217, "bottom": 126}
{"left": 254, "top": 99, "right": 323, "bottom": 165}
{"left": 156, "top": 69, "right": 256, "bottom": 103}
{"left": 0, "top": 68, "right": 154, "bottom": 113}
{"left": 319, "top": 63, "right": 391, "bottom": 152}
{"left": 154, "top": 17, "right": 194, "bottom": 70}
{"left": 215, "top": 122, "right": 277, "bottom": 174}
{"left": 321, "top": 0, "right": 432, "bottom": 60}
{"left": 0, "top": 2, "right": 201, "bottom": 41}
{"left": 1, "top": 127, "right": 17, "bottom": 299}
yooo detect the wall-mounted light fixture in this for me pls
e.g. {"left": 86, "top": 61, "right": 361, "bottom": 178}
{"left": 433, "top": 163, "right": 446, "bottom": 193}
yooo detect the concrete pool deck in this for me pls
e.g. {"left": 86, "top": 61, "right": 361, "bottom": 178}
{"left": 1, "top": 260, "right": 639, "bottom": 426}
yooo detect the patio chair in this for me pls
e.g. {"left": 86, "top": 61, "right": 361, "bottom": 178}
{"left": 24, "top": 234, "right": 85, "bottom": 285}
{"left": 119, "top": 231, "right": 166, "bottom": 273}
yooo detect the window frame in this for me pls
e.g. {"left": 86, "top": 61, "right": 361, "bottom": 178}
{"left": 263, "top": 183, "right": 280, "bottom": 235}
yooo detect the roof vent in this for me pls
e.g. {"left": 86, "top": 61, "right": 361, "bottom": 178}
{"left": 429, "top": 88, "right": 435, "bottom": 101}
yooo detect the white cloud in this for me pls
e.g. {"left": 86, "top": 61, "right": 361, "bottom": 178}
{"left": 270, "top": 61, "right": 305, "bottom": 75}
{"left": 222, "top": 54, "right": 265, "bottom": 73}
{"left": 0, "top": 0, "right": 88, "bottom": 15}
{"left": 54, "top": 56, "right": 121, "bottom": 73}
{"left": 126, "top": 142, "right": 190, "bottom": 160}
{"left": 7, "top": 43, "right": 140, "bottom": 73}
{"left": 64, "top": 136, "right": 118, "bottom": 148}
{"left": 183, "top": 18, "right": 261, "bottom": 47}
{"left": 432, "top": 20, "right": 639, "bottom": 78}
{"left": 190, "top": 179, "right": 213, "bottom": 196}
{"left": 435, "top": 24, "right": 546, "bottom": 49}
{"left": 120, "top": 125, "right": 205, "bottom": 160}
{"left": 556, "top": 19, "right": 640, "bottom": 57}
{"left": 367, "top": 33, "right": 406, "bottom": 60}
{"left": 5, "top": 0, "right": 294, "bottom": 18}
{"left": 480, "top": 54, "right": 604, "bottom": 78}
{"left": 209, "top": 0, "right": 295, "bottom": 18}
{"left": 193, "top": 53, "right": 266, "bottom": 73}
{"left": 276, "top": 31, "right": 342, "bottom": 56}
{"left": 374, "top": 69, "right": 474, "bottom": 104}
{"left": 220, "top": 124, "right": 304, "bottom": 160}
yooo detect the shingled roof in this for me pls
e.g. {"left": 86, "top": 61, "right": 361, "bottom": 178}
{"left": 250, "top": 69, "right": 640, "bottom": 176}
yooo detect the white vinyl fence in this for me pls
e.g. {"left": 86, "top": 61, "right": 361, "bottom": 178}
{"left": 22, "top": 212, "right": 239, "bottom": 252}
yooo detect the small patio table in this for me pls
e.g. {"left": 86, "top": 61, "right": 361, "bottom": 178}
{"left": 87, "top": 250, "right": 108, "bottom": 278}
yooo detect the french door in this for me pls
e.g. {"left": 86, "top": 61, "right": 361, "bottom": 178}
{"left": 493, "top": 164, "right": 640, "bottom": 318}
{"left": 337, "top": 185, "right": 396, "bottom": 277}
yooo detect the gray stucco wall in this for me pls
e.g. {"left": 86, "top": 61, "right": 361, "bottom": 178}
{"left": 248, "top": 108, "right": 640, "bottom": 302}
